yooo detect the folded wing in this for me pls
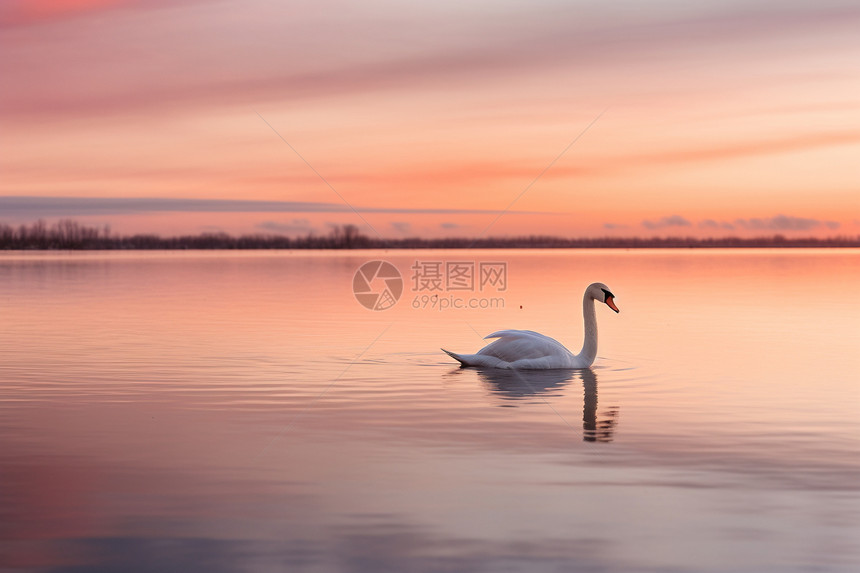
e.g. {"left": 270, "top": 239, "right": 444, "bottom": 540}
{"left": 478, "top": 330, "right": 571, "bottom": 362}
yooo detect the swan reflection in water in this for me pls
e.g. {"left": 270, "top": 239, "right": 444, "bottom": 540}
{"left": 476, "top": 368, "right": 619, "bottom": 442}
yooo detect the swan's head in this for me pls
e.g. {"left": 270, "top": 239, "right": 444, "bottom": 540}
{"left": 587, "top": 282, "right": 619, "bottom": 313}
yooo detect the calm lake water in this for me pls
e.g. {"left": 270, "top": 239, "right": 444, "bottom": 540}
{"left": 1, "top": 249, "right": 858, "bottom": 572}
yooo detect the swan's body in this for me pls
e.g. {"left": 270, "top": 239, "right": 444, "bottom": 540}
{"left": 442, "top": 282, "right": 618, "bottom": 370}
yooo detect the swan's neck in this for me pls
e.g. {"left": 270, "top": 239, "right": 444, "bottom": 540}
{"left": 577, "top": 293, "right": 598, "bottom": 367}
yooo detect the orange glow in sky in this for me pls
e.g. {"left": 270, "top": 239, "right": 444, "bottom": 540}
{"left": 1, "top": 1, "right": 859, "bottom": 238}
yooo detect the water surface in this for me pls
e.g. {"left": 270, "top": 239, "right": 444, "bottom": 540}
{"left": 1, "top": 249, "right": 858, "bottom": 572}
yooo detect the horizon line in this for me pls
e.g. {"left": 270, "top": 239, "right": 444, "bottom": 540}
{"left": 2, "top": 220, "right": 858, "bottom": 249}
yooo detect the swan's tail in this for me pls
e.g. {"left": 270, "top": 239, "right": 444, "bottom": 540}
{"left": 441, "top": 348, "right": 509, "bottom": 368}
{"left": 441, "top": 348, "right": 468, "bottom": 366}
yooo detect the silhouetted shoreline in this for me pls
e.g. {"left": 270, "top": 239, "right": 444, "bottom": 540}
{"left": 2, "top": 220, "right": 859, "bottom": 250}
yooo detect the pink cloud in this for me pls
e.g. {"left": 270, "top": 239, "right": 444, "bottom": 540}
{"left": 0, "top": 0, "right": 135, "bottom": 27}
{"left": 3, "top": 2, "right": 859, "bottom": 121}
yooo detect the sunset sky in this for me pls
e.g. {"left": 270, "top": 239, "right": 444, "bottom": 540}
{"left": 2, "top": 0, "right": 859, "bottom": 238}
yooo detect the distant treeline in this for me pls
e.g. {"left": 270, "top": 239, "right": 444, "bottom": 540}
{"left": 2, "top": 220, "right": 859, "bottom": 250}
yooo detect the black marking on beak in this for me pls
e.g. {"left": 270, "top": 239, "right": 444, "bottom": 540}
{"left": 600, "top": 288, "right": 614, "bottom": 302}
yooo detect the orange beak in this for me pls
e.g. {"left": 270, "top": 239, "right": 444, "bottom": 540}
{"left": 605, "top": 295, "right": 619, "bottom": 313}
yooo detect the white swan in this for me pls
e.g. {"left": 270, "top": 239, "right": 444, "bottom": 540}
{"left": 442, "top": 282, "right": 619, "bottom": 369}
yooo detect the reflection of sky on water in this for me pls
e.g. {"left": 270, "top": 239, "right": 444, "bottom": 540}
{"left": 1, "top": 250, "right": 859, "bottom": 572}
